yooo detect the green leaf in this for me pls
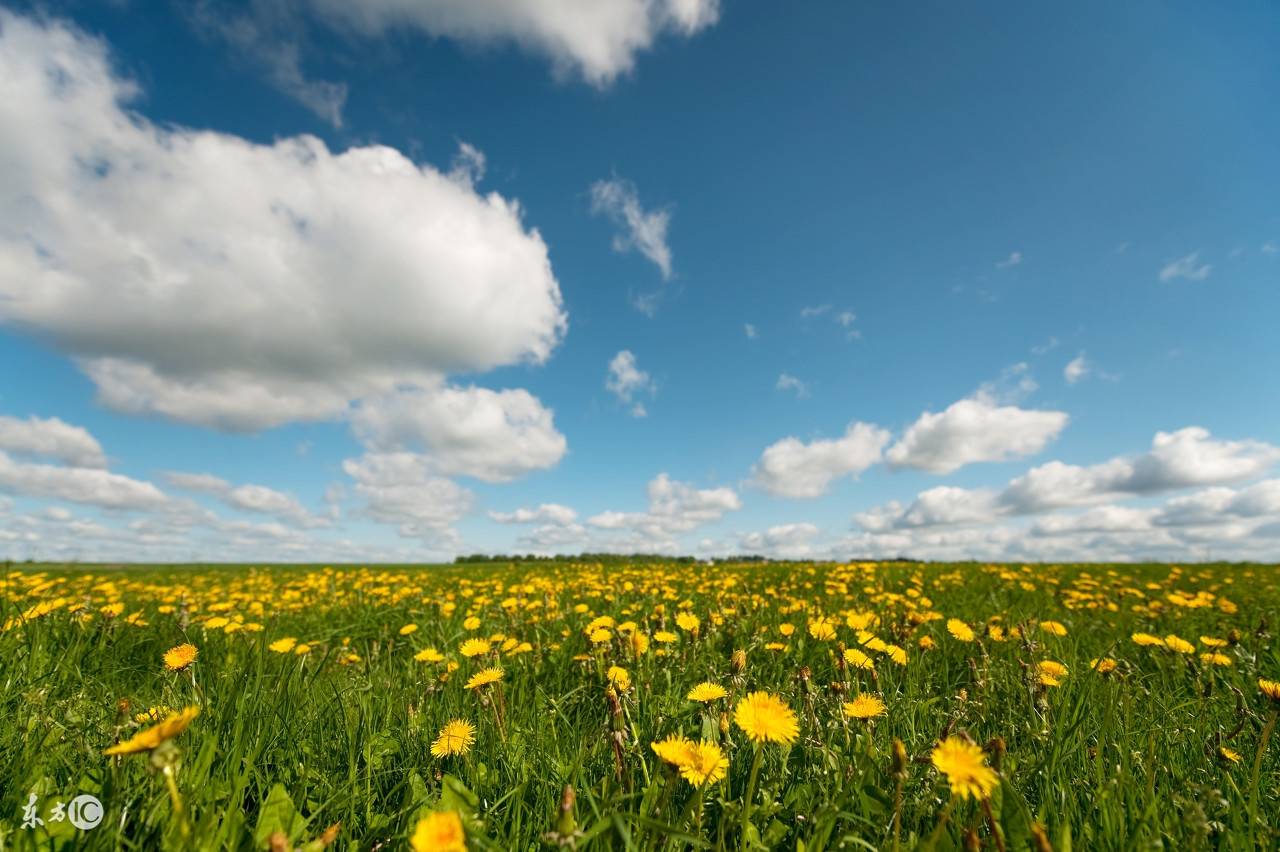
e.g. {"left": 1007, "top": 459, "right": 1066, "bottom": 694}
{"left": 254, "top": 783, "right": 306, "bottom": 848}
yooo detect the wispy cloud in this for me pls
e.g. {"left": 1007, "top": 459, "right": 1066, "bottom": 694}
{"left": 1159, "top": 252, "right": 1211, "bottom": 282}
{"left": 606, "top": 350, "right": 656, "bottom": 417}
{"left": 996, "top": 251, "right": 1022, "bottom": 269}
{"left": 775, "top": 373, "right": 809, "bottom": 398}
{"left": 590, "top": 177, "right": 673, "bottom": 280}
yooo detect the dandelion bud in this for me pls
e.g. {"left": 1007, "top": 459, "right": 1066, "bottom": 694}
{"left": 732, "top": 648, "right": 747, "bottom": 673}
{"left": 1031, "top": 822, "right": 1053, "bottom": 852}
{"left": 719, "top": 711, "right": 730, "bottom": 735}
{"left": 891, "top": 738, "right": 908, "bottom": 777}
{"left": 986, "top": 736, "right": 1006, "bottom": 772}
{"left": 556, "top": 785, "right": 577, "bottom": 837}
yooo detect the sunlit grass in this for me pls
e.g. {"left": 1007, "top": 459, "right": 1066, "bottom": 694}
{"left": 0, "top": 560, "right": 1276, "bottom": 850}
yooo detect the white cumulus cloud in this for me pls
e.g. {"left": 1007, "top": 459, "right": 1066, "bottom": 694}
{"left": 351, "top": 384, "right": 567, "bottom": 483}
{"left": 886, "top": 396, "right": 1068, "bottom": 475}
{"left": 0, "top": 415, "right": 107, "bottom": 468}
{"left": 0, "top": 13, "right": 566, "bottom": 432}
{"left": 489, "top": 503, "right": 578, "bottom": 525}
{"left": 304, "top": 0, "right": 720, "bottom": 86}
{"left": 752, "top": 422, "right": 891, "bottom": 498}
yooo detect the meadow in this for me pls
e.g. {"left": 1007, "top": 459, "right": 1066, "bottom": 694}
{"left": 0, "top": 559, "right": 1277, "bottom": 851}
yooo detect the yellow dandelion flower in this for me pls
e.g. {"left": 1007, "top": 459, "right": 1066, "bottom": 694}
{"left": 464, "top": 667, "right": 504, "bottom": 690}
{"left": 294, "top": 643, "right": 311, "bottom": 655}
{"left": 843, "top": 694, "right": 887, "bottom": 720}
{"left": 676, "top": 612, "right": 700, "bottom": 632}
{"left": 163, "top": 643, "right": 198, "bottom": 671}
{"left": 1219, "top": 746, "right": 1242, "bottom": 764}
{"left": 1200, "top": 652, "right": 1232, "bottom": 667}
{"left": 946, "top": 619, "right": 975, "bottom": 642}
{"left": 430, "top": 719, "right": 476, "bottom": 758}
{"left": 678, "top": 740, "right": 729, "bottom": 786}
{"left": 607, "top": 665, "right": 631, "bottom": 691}
{"left": 687, "top": 681, "right": 728, "bottom": 703}
{"left": 779, "top": 623, "right": 796, "bottom": 637}
{"left": 654, "top": 630, "right": 678, "bottom": 644}
{"left": 919, "top": 635, "right": 936, "bottom": 650}
{"left": 843, "top": 648, "right": 874, "bottom": 670}
{"left": 415, "top": 647, "right": 445, "bottom": 663}
{"left": 1259, "top": 678, "right": 1280, "bottom": 703}
{"left": 459, "top": 638, "right": 491, "bottom": 658}
{"left": 885, "top": 644, "right": 908, "bottom": 666}
{"left": 1132, "top": 632, "right": 1163, "bottom": 647}
{"left": 1090, "top": 657, "right": 1118, "bottom": 674}
{"left": 105, "top": 706, "right": 200, "bottom": 756}
{"left": 931, "top": 736, "right": 998, "bottom": 801}
{"left": 652, "top": 734, "right": 696, "bottom": 765}
{"left": 1200, "top": 636, "right": 1228, "bottom": 648}
{"left": 1039, "top": 620, "right": 1068, "bottom": 636}
{"left": 1164, "top": 635, "right": 1195, "bottom": 654}
{"left": 463, "top": 616, "right": 481, "bottom": 631}
{"left": 410, "top": 811, "right": 465, "bottom": 852}
{"left": 133, "top": 705, "right": 172, "bottom": 724}
{"left": 269, "top": 637, "right": 297, "bottom": 654}
{"left": 734, "top": 691, "right": 799, "bottom": 745}
{"left": 399, "top": 624, "right": 418, "bottom": 636}
{"left": 808, "top": 617, "right": 838, "bottom": 641}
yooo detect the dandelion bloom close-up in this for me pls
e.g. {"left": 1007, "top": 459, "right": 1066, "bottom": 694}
{"left": 678, "top": 740, "right": 729, "bottom": 786}
{"left": 430, "top": 719, "right": 476, "bottom": 758}
{"left": 163, "top": 643, "right": 198, "bottom": 671}
{"left": 410, "top": 811, "right": 465, "bottom": 852}
{"left": 734, "top": 691, "right": 799, "bottom": 745}
{"left": 843, "top": 694, "right": 887, "bottom": 720}
{"left": 687, "top": 681, "right": 728, "bottom": 703}
{"left": 465, "top": 667, "right": 504, "bottom": 690}
{"left": 931, "top": 736, "right": 999, "bottom": 801}
{"left": 946, "top": 619, "right": 976, "bottom": 642}
{"left": 105, "top": 706, "right": 200, "bottom": 756}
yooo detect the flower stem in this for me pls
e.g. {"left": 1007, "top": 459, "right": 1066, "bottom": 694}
{"left": 1247, "top": 708, "right": 1277, "bottom": 845}
{"left": 739, "top": 742, "right": 763, "bottom": 851}
{"left": 162, "top": 764, "right": 191, "bottom": 840}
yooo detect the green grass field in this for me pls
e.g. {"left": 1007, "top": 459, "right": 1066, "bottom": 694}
{"left": 1, "top": 560, "right": 1277, "bottom": 851}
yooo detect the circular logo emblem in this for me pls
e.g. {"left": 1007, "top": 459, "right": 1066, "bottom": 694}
{"left": 67, "top": 795, "right": 103, "bottom": 830}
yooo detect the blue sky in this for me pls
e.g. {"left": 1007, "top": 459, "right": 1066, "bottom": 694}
{"left": 1, "top": 0, "right": 1278, "bottom": 562}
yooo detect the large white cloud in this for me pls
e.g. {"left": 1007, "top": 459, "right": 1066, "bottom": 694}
{"left": 304, "top": 0, "right": 720, "bottom": 86}
{"left": 341, "top": 452, "right": 472, "bottom": 543}
{"left": 856, "top": 427, "right": 1280, "bottom": 533}
{"left": 164, "top": 471, "right": 329, "bottom": 527}
{"left": 0, "top": 451, "right": 167, "bottom": 510}
{"left": 752, "top": 422, "right": 891, "bottom": 498}
{"left": 0, "top": 415, "right": 107, "bottom": 468}
{"left": 351, "top": 384, "right": 567, "bottom": 483}
{"left": 0, "top": 12, "right": 566, "bottom": 431}
{"left": 585, "top": 473, "right": 741, "bottom": 544}
{"left": 886, "top": 397, "right": 1068, "bottom": 475}
{"left": 1000, "top": 427, "right": 1280, "bottom": 512}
